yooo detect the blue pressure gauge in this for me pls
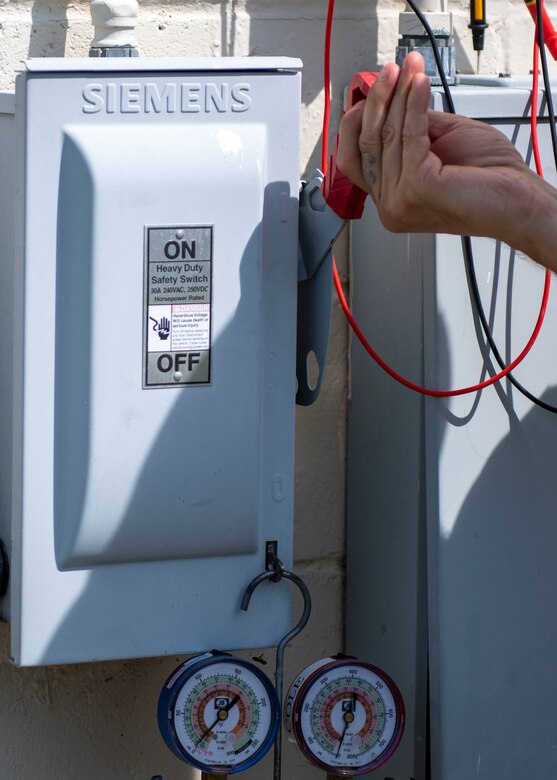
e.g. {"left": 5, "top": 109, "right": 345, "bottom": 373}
{"left": 158, "top": 651, "right": 280, "bottom": 774}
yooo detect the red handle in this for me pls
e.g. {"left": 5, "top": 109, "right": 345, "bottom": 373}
{"left": 525, "top": 0, "right": 557, "bottom": 60}
{"left": 323, "top": 72, "right": 379, "bottom": 220}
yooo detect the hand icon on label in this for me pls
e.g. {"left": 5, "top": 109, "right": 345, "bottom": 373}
{"left": 150, "top": 315, "right": 170, "bottom": 340}
{"left": 157, "top": 317, "right": 170, "bottom": 340}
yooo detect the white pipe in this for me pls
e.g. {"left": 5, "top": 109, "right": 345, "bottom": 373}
{"left": 406, "top": 0, "right": 440, "bottom": 12}
{"left": 400, "top": 0, "right": 452, "bottom": 38}
{"left": 90, "top": 0, "right": 139, "bottom": 49}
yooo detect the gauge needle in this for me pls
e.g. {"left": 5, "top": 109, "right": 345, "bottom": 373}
{"left": 195, "top": 694, "right": 241, "bottom": 746}
{"left": 336, "top": 720, "right": 350, "bottom": 758}
{"left": 336, "top": 692, "right": 358, "bottom": 758}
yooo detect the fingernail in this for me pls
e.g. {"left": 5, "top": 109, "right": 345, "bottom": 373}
{"left": 377, "top": 68, "right": 389, "bottom": 82}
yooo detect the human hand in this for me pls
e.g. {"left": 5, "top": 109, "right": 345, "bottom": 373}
{"left": 337, "top": 52, "right": 557, "bottom": 269}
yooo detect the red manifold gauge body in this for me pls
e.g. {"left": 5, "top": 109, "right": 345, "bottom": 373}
{"left": 284, "top": 655, "right": 405, "bottom": 776}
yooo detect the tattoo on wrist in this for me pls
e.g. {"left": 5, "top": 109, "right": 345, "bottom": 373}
{"left": 362, "top": 152, "right": 378, "bottom": 186}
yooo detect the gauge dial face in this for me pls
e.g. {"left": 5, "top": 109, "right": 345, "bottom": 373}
{"left": 158, "top": 653, "right": 279, "bottom": 774}
{"left": 287, "top": 658, "right": 404, "bottom": 775}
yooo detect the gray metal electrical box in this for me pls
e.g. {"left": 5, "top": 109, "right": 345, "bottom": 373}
{"left": 347, "top": 78, "right": 557, "bottom": 779}
{"left": 0, "top": 57, "right": 301, "bottom": 666}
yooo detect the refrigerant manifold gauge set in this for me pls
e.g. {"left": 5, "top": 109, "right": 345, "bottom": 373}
{"left": 158, "top": 651, "right": 280, "bottom": 774}
{"left": 158, "top": 651, "right": 405, "bottom": 776}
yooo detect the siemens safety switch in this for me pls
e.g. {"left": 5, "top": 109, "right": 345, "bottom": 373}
{"left": 0, "top": 58, "right": 301, "bottom": 665}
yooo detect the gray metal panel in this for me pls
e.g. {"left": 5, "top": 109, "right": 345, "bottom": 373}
{"left": 52, "top": 124, "right": 266, "bottom": 569}
{"left": 0, "top": 92, "right": 15, "bottom": 113}
{"left": 348, "top": 79, "right": 557, "bottom": 779}
{"left": 426, "top": 85, "right": 557, "bottom": 779}
{"left": 346, "top": 205, "right": 431, "bottom": 779}
{"left": 433, "top": 86, "right": 533, "bottom": 118}
{"left": 3, "top": 62, "right": 301, "bottom": 665}
{"left": 0, "top": 97, "right": 16, "bottom": 623}
{"left": 23, "top": 56, "right": 302, "bottom": 73}
{"left": 424, "top": 233, "right": 557, "bottom": 780}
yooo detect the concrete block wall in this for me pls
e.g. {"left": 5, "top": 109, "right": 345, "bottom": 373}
{"left": 0, "top": 0, "right": 554, "bottom": 778}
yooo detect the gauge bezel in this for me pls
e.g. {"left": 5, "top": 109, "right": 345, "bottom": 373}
{"left": 287, "top": 656, "right": 405, "bottom": 776}
{"left": 158, "top": 651, "right": 280, "bottom": 775}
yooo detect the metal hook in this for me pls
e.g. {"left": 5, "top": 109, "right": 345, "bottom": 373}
{"left": 241, "top": 559, "right": 312, "bottom": 780}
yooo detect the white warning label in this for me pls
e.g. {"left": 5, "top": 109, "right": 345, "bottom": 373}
{"left": 143, "top": 226, "right": 213, "bottom": 387}
{"left": 171, "top": 305, "right": 211, "bottom": 350}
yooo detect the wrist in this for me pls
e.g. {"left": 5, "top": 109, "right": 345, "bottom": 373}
{"left": 510, "top": 173, "right": 557, "bottom": 272}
